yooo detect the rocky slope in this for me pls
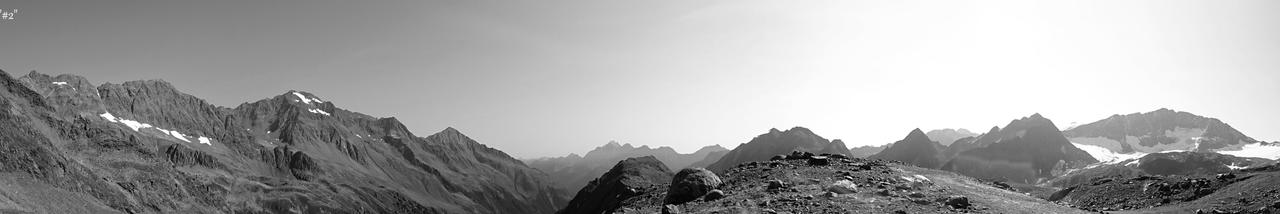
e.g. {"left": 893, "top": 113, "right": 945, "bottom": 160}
{"left": 526, "top": 142, "right": 727, "bottom": 193}
{"left": 927, "top": 128, "right": 979, "bottom": 146}
{"left": 939, "top": 114, "right": 1098, "bottom": 184}
{"left": 1048, "top": 162, "right": 1280, "bottom": 213}
{"left": 557, "top": 156, "right": 673, "bottom": 214}
{"left": 704, "top": 127, "right": 852, "bottom": 172}
{"left": 870, "top": 128, "right": 949, "bottom": 168}
{"left": 606, "top": 156, "right": 1091, "bottom": 213}
{"left": 1064, "top": 108, "right": 1258, "bottom": 154}
{"left": 0, "top": 70, "right": 568, "bottom": 213}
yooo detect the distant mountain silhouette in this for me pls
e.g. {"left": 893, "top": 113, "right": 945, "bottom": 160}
{"left": 940, "top": 114, "right": 1098, "bottom": 183}
{"left": 849, "top": 144, "right": 888, "bottom": 158}
{"left": 926, "top": 128, "right": 979, "bottom": 146}
{"left": 705, "top": 127, "right": 851, "bottom": 172}
{"left": 1064, "top": 108, "right": 1257, "bottom": 153}
{"left": 870, "top": 128, "right": 948, "bottom": 168}
{"left": 527, "top": 142, "right": 727, "bottom": 193}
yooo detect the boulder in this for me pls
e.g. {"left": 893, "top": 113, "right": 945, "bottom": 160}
{"left": 808, "top": 156, "right": 830, "bottom": 166}
{"left": 945, "top": 196, "right": 971, "bottom": 209}
{"left": 665, "top": 168, "right": 723, "bottom": 204}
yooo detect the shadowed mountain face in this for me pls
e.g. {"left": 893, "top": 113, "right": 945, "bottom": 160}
{"left": 940, "top": 114, "right": 1098, "bottom": 184}
{"left": 557, "top": 156, "right": 673, "bottom": 214}
{"left": 0, "top": 70, "right": 568, "bottom": 213}
{"left": 926, "top": 128, "right": 979, "bottom": 146}
{"left": 1064, "top": 108, "right": 1258, "bottom": 154}
{"left": 870, "top": 129, "right": 948, "bottom": 168}
{"left": 526, "top": 142, "right": 727, "bottom": 193}
{"left": 705, "top": 127, "right": 852, "bottom": 172}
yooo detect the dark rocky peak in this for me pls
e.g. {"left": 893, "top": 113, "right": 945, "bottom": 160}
{"left": 557, "top": 156, "right": 673, "bottom": 214}
{"left": 906, "top": 128, "right": 929, "bottom": 141}
{"left": 870, "top": 128, "right": 947, "bottom": 168}
{"left": 705, "top": 126, "right": 850, "bottom": 172}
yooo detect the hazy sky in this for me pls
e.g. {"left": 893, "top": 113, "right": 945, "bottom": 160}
{"left": 2, "top": 0, "right": 1278, "bottom": 158}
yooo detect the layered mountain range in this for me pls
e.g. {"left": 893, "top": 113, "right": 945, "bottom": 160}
{"left": 872, "top": 114, "right": 1099, "bottom": 184}
{"left": 0, "top": 70, "right": 568, "bottom": 213}
{"left": 526, "top": 142, "right": 727, "bottom": 192}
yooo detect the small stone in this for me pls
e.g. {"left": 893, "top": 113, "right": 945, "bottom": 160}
{"left": 825, "top": 180, "right": 859, "bottom": 194}
{"left": 944, "top": 195, "right": 971, "bottom": 209}
{"left": 823, "top": 192, "right": 838, "bottom": 197}
{"left": 662, "top": 204, "right": 681, "bottom": 214}
{"left": 894, "top": 210, "right": 907, "bottom": 214}
{"left": 767, "top": 180, "right": 787, "bottom": 190}
{"left": 771, "top": 155, "right": 787, "bottom": 161}
{"left": 1272, "top": 200, "right": 1280, "bottom": 208}
{"left": 830, "top": 154, "right": 848, "bottom": 159}
{"left": 908, "top": 192, "right": 925, "bottom": 198}
{"left": 842, "top": 176, "right": 855, "bottom": 181}
{"left": 876, "top": 189, "right": 893, "bottom": 196}
{"left": 704, "top": 189, "right": 725, "bottom": 201}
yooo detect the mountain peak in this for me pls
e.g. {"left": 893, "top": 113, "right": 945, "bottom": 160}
{"left": 906, "top": 128, "right": 930, "bottom": 141}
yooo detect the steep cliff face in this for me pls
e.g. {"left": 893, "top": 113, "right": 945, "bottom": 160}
{"left": 0, "top": 70, "right": 567, "bottom": 214}
{"left": 558, "top": 156, "right": 673, "bottom": 214}
{"left": 870, "top": 129, "right": 948, "bottom": 168}
{"left": 705, "top": 127, "right": 852, "bottom": 172}
{"left": 940, "top": 114, "right": 1098, "bottom": 184}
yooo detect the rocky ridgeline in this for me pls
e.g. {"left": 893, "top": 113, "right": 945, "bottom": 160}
{"left": 0, "top": 69, "right": 568, "bottom": 213}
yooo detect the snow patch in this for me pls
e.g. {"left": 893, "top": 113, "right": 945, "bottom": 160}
{"left": 98, "top": 111, "right": 213, "bottom": 146}
{"left": 1073, "top": 142, "right": 1148, "bottom": 164}
{"left": 156, "top": 128, "right": 190, "bottom": 143}
{"left": 1218, "top": 143, "right": 1280, "bottom": 160}
{"left": 292, "top": 92, "right": 324, "bottom": 104}
{"left": 52, "top": 82, "right": 68, "bottom": 86}
{"left": 308, "top": 108, "right": 330, "bottom": 116}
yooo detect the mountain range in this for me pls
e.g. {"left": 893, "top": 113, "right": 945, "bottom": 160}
{"left": 704, "top": 127, "right": 852, "bottom": 172}
{"left": 525, "top": 142, "right": 727, "bottom": 192}
{"left": 0, "top": 70, "right": 568, "bottom": 213}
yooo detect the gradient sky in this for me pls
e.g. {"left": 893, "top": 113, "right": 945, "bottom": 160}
{"left": 2, "top": 0, "right": 1278, "bottom": 158}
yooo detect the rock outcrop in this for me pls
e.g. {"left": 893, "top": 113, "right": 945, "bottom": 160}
{"left": 558, "top": 156, "right": 674, "bottom": 214}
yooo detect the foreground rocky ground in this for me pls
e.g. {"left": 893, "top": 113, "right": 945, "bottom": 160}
{"left": 1050, "top": 163, "right": 1280, "bottom": 214}
{"left": 602, "top": 153, "right": 1091, "bottom": 214}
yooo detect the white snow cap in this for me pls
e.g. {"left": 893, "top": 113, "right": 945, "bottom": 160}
{"left": 292, "top": 91, "right": 325, "bottom": 104}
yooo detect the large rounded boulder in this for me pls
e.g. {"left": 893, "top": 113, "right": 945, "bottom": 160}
{"left": 664, "top": 168, "right": 723, "bottom": 204}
